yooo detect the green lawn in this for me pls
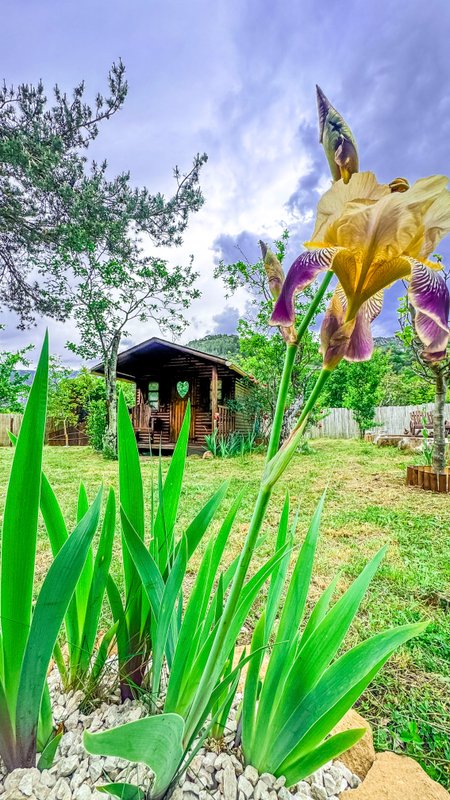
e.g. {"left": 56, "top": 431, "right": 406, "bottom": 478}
{"left": 0, "top": 439, "right": 449, "bottom": 786}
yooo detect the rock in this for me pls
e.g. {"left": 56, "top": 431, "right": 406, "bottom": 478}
{"left": 331, "top": 709, "right": 375, "bottom": 778}
{"left": 183, "top": 780, "right": 200, "bottom": 797}
{"left": 223, "top": 761, "right": 238, "bottom": 800}
{"left": 238, "top": 775, "right": 255, "bottom": 800}
{"left": 294, "top": 782, "right": 312, "bottom": 799}
{"left": 18, "top": 769, "right": 42, "bottom": 797}
{"left": 278, "top": 788, "right": 293, "bottom": 800}
{"left": 274, "top": 775, "right": 286, "bottom": 790}
{"left": 52, "top": 777, "right": 72, "bottom": 800}
{"left": 57, "top": 754, "right": 79, "bottom": 777}
{"left": 244, "top": 765, "right": 259, "bottom": 787}
{"left": 339, "top": 751, "right": 450, "bottom": 799}
{"left": 202, "top": 450, "right": 213, "bottom": 459}
{"left": 397, "top": 436, "right": 426, "bottom": 454}
{"left": 255, "top": 780, "right": 270, "bottom": 800}
{"left": 73, "top": 788, "right": 93, "bottom": 800}
{"left": 310, "top": 785, "right": 327, "bottom": 800}
{"left": 260, "top": 773, "right": 276, "bottom": 789}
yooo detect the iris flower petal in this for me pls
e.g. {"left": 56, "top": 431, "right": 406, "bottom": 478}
{"left": 270, "top": 248, "right": 337, "bottom": 327}
{"left": 320, "top": 287, "right": 383, "bottom": 368}
{"left": 408, "top": 260, "right": 450, "bottom": 360}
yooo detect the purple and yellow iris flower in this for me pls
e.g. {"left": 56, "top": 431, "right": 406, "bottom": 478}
{"left": 270, "top": 89, "right": 450, "bottom": 369}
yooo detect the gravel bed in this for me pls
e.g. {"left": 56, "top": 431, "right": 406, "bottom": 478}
{"left": 0, "top": 672, "right": 361, "bottom": 800}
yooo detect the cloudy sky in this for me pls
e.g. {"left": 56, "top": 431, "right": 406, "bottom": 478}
{"left": 2, "top": 0, "right": 450, "bottom": 365}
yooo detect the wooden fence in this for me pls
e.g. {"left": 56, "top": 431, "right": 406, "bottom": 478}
{"left": 307, "top": 402, "right": 450, "bottom": 439}
{"left": 2, "top": 402, "right": 450, "bottom": 445}
{"left": 0, "top": 413, "right": 88, "bottom": 447}
{"left": 0, "top": 413, "right": 23, "bottom": 446}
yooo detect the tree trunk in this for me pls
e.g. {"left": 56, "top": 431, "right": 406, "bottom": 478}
{"left": 63, "top": 418, "right": 69, "bottom": 447}
{"left": 432, "top": 365, "right": 447, "bottom": 474}
{"left": 103, "top": 333, "right": 121, "bottom": 457}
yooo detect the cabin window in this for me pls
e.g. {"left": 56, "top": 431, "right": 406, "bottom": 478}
{"left": 148, "top": 381, "right": 159, "bottom": 410}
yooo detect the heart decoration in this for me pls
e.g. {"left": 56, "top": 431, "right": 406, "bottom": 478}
{"left": 177, "top": 381, "right": 189, "bottom": 399}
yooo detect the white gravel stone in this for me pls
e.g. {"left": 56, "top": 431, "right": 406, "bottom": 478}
{"left": 243, "top": 765, "right": 259, "bottom": 786}
{"left": 0, "top": 671, "right": 362, "bottom": 800}
{"left": 73, "top": 787, "right": 93, "bottom": 800}
{"left": 238, "top": 774, "right": 254, "bottom": 799}
{"left": 260, "top": 773, "right": 276, "bottom": 788}
{"left": 310, "top": 784, "right": 327, "bottom": 800}
{"left": 223, "top": 760, "right": 238, "bottom": 800}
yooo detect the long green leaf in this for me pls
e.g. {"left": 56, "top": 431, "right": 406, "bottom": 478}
{"left": 242, "top": 613, "right": 266, "bottom": 757}
{"left": 153, "top": 404, "right": 190, "bottom": 572}
{"left": 282, "top": 729, "right": 366, "bottom": 786}
{"left": 15, "top": 489, "right": 102, "bottom": 765}
{"left": 0, "top": 680, "right": 15, "bottom": 770}
{"left": 300, "top": 572, "right": 341, "bottom": 650}
{"left": 118, "top": 391, "right": 145, "bottom": 621}
{"left": 97, "top": 783, "right": 146, "bottom": 799}
{"left": 1, "top": 333, "right": 48, "bottom": 721}
{"left": 106, "top": 576, "right": 129, "bottom": 674}
{"left": 265, "top": 493, "right": 291, "bottom": 637}
{"left": 183, "top": 481, "right": 230, "bottom": 560}
{"left": 271, "top": 621, "right": 427, "bottom": 773}
{"left": 254, "top": 492, "right": 325, "bottom": 757}
{"left": 75, "top": 482, "right": 94, "bottom": 634}
{"left": 165, "top": 491, "right": 242, "bottom": 711}
{"left": 268, "top": 545, "right": 387, "bottom": 746}
{"left": 40, "top": 473, "right": 79, "bottom": 666}
{"left": 84, "top": 713, "right": 185, "bottom": 799}
{"left": 151, "top": 538, "right": 187, "bottom": 698}
{"left": 78, "top": 488, "right": 116, "bottom": 674}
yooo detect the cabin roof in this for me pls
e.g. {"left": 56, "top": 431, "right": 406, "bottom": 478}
{"left": 91, "top": 336, "right": 251, "bottom": 381}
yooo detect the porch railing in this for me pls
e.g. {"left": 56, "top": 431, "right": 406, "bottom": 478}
{"left": 217, "top": 405, "right": 236, "bottom": 437}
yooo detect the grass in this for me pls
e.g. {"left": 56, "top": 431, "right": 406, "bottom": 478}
{"left": 0, "top": 439, "right": 449, "bottom": 787}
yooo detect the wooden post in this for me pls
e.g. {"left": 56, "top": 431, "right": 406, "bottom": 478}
{"left": 211, "top": 366, "right": 218, "bottom": 429}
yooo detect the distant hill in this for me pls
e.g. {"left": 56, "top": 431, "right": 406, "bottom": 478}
{"left": 186, "top": 334, "right": 240, "bottom": 360}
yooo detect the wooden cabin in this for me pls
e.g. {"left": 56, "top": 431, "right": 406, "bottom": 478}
{"left": 93, "top": 337, "right": 254, "bottom": 453}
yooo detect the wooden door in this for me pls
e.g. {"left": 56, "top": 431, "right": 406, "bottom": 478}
{"left": 170, "top": 380, "right": 196, "bottom": 441}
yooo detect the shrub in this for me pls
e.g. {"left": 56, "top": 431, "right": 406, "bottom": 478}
{"left": 86, "top": 398, "right": 107, "bottom": 452}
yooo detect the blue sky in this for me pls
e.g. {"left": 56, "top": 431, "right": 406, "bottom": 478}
{"left": 2, "top": 0, "right": 450, "bottom": 364}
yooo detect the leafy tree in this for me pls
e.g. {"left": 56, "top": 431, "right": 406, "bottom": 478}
{"left": 342, "top": 352, "right": 388, "bottom": 438}
{"left": 215, "top": 231, "right": 324, "bottom": 430}
{"left": 47, "top": 358, "right": 79, "bottom": 446}
{"left": 397, "top": 280, "right": 450, "bottom": 473}
{"left": 48, "top": 148, "right": 207, "bottom": 456}
{"left": 380, "top": 368, "right": 434, "bottom": 405}
{"left": 0, "top": 331, "right": 32, "bottom": 412}
{"left": 0, "top": 62, "right": 127, "bottom": 324}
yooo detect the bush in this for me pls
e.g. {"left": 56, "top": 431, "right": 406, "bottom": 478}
{"left": 86, "top": 399, "right": 107, "bottom": 452}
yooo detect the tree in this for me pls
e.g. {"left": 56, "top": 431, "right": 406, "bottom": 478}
{"left": 0, "top": 62, "right": 127, "bottom": 324}
{"left": 52, "top": 152, "right": 207, "bottom": 456}
{"left": 0, "top": 330, "right": 32, "bottom": 412}
{"left": 397, "top": 284, "right": 450, "bottom": 473}
{"left": 46, "top": 358, "right": 79, "bottom": 446}
{"left": 214, "top": 231, "right": 324, "bottom": 432}
{"left": 342, "top": 352, "right": 388, "bottom": 438}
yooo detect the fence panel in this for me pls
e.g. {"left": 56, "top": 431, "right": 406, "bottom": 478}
{"left": 307, "top": 403, "right": 450, "bottom": 439}
{"left": 0, "top": 413, "right": 23, "bottom": 446}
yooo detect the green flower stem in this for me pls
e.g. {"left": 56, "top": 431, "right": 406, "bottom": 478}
{"left": 266, "top": 343, "right": 299, "bottom": 462}
{"left": 184, "top": 274, "right": 332, "bottom": 743}
{"left": 296, "top": 269, "right": 333, "bottom": 340}
{"left": 263, "top": 368, "right": 332, "bottom": 489}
